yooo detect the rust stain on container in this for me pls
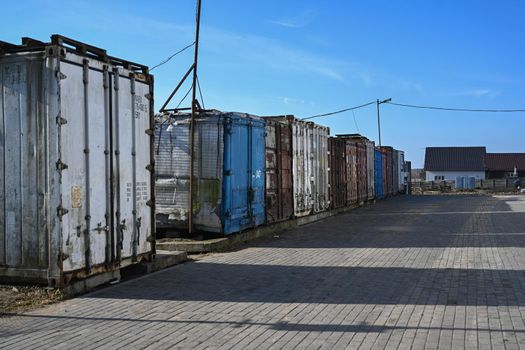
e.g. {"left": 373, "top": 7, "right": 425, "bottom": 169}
{"left": 264, "top": 118, "right": 294, "bottom": 223}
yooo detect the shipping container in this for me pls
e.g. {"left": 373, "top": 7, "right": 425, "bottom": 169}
{"left": 379, "top": 146, "right": 394, "bottom": 197}
{"left": 264, "top": 118, "right": 294, "bottom": 223}
{"left": 356, "top": 142, "right": 368, "bottom": 203}
{"left": 374, "top": 149, "right": 384, "bottom": 199}
{"left": 265, "top": 116, "right": 329, "bottom": 216}
{"left": 381, "top": 150, "right": 388, "bottom": 197}
{"left": 328, "top": 137, "right": 347, "bottom": 209}
{"left": 392, "top": 150, "right": 400, "bottom": 194}
{"left": 337, "top": 135, "right": 372, "bottom": 204}
{"left": 397, "top": 150, "right": 406, "bottom": 193}
{"left": 0, "top": 35, "right": 154, "bottom": 286}
{"left": 155, "top": 111, "right": 265, "bottom": 235}
{"left": 365, "top": 141, "right": 375, "bottom": 200}
{"left": 345, "top": 140, "right": 358, "bottom": 205}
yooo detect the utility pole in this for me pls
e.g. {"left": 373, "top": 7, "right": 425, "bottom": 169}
{"left": 376, "top": 98, "right": 391, "bottom": 146}
{"left": 188, "top": 0, "right": 202, "bottom": 234}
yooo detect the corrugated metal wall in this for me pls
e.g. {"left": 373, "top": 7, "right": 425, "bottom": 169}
{"left": 328, "top": 137, "right": 347, "bottom": 209}
{"left": 265, "top": 116, "right": 329, "bottom": 217}
{"left": 265, "top": 119, "right": 294, "bottom": 223}
{"left": 0, "top": 39, "right": 154, "bottom": 285}
{"left": 345, "top": 141, "right": 358, "bottom": 205}
{"left": 155, "top": 112, "right": 265, "bottom": 235}
{"left": 374, "top": 149, "right": 384, "bottom": 199}
{"left": 356, "top": 142, "right": 368, "bottom": 203}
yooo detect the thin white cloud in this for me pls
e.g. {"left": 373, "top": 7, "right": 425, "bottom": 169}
{"left": 452, "top": 89, "right": 502, "bottom": 98}
{"left": 268, "top": 9, "right": 317, "bottom": 29}
{"left": 201, "top": 26, "right": 347, "bottom": 82}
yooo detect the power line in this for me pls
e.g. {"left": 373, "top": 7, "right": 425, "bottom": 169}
{"left": 302, "top": 101, "right": 376, "bottom": 120}
{"left": 150, "top": 42, "right": 196, "bottom": 71}
{"left": 386, "top": 102, "right": 525, "bottom": 113}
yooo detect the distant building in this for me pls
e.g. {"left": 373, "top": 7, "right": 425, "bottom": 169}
{"left": 485, "top": 153, "right": 525, "bottom": 179}
{"left": 424, "top": 147, "right": 486, "bottom": 181}
{"left": 424, "top": 147, "right": 525, "bottom": 181}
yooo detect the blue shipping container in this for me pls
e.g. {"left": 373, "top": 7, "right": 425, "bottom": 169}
{"left": 374, "top": 149, "right": 384, "bottom": 199}
{"left": 154, "top": 111, "right": 266, "bottom": 235}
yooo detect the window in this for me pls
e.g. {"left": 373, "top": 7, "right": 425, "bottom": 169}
{"left": 434, "top": 175, "right": 445, "bottom": 181}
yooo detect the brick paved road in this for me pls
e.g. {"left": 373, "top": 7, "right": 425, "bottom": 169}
{"left": 2, "top": 195, "right": 525, "bottom": 349}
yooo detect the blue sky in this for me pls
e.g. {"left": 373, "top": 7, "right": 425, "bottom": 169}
{"left": 2, "top": 0, "right": 524, "bottom": 167}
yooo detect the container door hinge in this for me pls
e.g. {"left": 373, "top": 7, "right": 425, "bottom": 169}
{"left": 144, "top": 93, "right": 152, "bottom": 100}
{"left": 93, "top": 223, "right": 109, "bottom": 233}
{"left": 56, "top": 159, "right": 68, "bottom": 171}
{"left": 56, "top": 71, "right": 67, "bottom": 80}
{"left": 60, "top": 252, "right": 70, "bottom": 261}
{"left": 146, "top": 199, "right": 154, "bottom": 207}
{"left": 145, "top": 128, "right": 154, "bottom": 136}
{"left": 145, "top": 163, "right": 154, "bottom": 172}
{"left": 56, "top": 116, "right": 68, "bottom": 125}
{"left": 57, "top": 205, "right": 69, "bottom": 217}
{"left": 146, "top": 235, "right": 155, "bottom": 243}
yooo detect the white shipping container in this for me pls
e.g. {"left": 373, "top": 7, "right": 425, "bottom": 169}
{"left": 0, "top": 36, "right": 154, "bottom": 286}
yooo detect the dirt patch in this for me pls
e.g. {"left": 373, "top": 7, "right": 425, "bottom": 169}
{"left": 0, "top": 285, "right": 65, "bottom": 314}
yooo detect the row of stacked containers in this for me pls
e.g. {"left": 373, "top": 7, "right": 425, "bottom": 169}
{"left": 0, "top": 35, "right": 409, "bottom": 286}
{"left": 155, "top": 111, "right": 407, "bottom": 235}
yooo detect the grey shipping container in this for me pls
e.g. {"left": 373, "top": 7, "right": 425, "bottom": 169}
{"left": 0, "top": 36, "right": 155, "bottom": 286}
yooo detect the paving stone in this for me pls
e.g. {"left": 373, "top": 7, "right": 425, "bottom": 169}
{"left": 2, "top": 195, "right": 525, "bottom": 349}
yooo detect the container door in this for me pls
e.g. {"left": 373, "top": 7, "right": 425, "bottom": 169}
{"left": 250, "top": 120, "right": 266, "bottom": 227}
{"left": 279, "top": 124, "right": 294, "bottom": 220}
{"left": 265, "top": 122, "right": 279, "bottom": 223}
{"left": 222, "top": 116, "right": 249, "bottom": 234}
{"left": 59, "top": 59, "right": 110, "bottom": 272}
{"left": 292, "top": 122, "right": 308, "bottom": 216}
{"left": 0, "top": 54, "right": 49, "bottom": 270}
{"left": 112, "top": 72, "right": 152, "bottom": 260}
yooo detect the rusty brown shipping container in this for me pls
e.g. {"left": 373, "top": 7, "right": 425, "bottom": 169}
{"left": 356, "top": 142, "right": 368, "bottom": 203}
{"left": 380, "top": 146, "right": 394, "bottom": 197}
{"left": 264, "top": 118, "right": 294, "bottom": 223}
{"left": 328, "top": 137, "right": 347, "bottom": 209}
{"left": 338, "top": 135, "right": 370, "bottom": 204}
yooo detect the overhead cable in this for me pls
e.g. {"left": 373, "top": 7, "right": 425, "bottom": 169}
{"left": 386, "top": 102, "right": 525, "bottom": 113}
{"left": 150, "top": 42, "right": 196, "bottom": 71}
{"left": 302, "top": 101, "right": 376, "bottom": 120}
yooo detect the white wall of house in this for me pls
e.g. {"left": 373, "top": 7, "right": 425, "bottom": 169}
{"left": 425, "top": 171, "right": 486, "bottom": 181}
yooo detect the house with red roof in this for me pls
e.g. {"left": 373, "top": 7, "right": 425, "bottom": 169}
{"left": 424, "top": 147, "right": 525, "bottom": 181}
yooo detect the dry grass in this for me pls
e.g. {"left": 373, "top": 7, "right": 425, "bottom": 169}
{"left": 0, "top": 285, "right": 65, "bottom": 314}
